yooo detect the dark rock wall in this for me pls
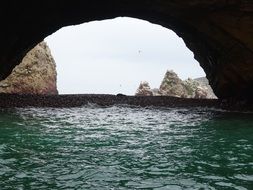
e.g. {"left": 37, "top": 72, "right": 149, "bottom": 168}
{"left": 0, "top": 0, "right": 252, "bottom": 101}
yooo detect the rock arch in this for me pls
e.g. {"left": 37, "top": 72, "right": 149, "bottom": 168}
{"left": 0, "top": 0, "right": 252, "bottom": 101}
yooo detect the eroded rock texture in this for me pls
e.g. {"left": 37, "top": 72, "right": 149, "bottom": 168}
{"left": 136, "top": 70, "right": 217, "bottom": 99}
{"left": 135, "top": 81, "right": 153, "bottom": 96}
{"left": 0, "top": 1, "right": 252, "bottom": 101}
{"left": 0, "top": 42, "right": 58, "bottom": 95}
{"left": 159, "top": 71, "right": 188, "bottom": 98}
{"left": 194, "top": 77, "right": 217, "bottom": 99}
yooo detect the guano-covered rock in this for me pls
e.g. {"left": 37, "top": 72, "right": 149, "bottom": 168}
{"left": 0, "top": 42, "right": 58, "bottom": 95}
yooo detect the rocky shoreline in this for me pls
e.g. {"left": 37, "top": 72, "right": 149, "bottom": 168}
{"left": 0, "top": 94, "right": 252, "bottom": 111}
{"left": 0, "top": 93, "right": 220, "bottom": 108}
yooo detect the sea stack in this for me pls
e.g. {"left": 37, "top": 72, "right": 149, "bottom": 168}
{"left": 136, "top": 70, "right": 217, "bottom": 99}
{"left": 0, "top": 42, "right": 58, "bottom": 95}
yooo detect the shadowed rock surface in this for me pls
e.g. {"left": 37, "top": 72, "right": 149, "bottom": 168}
{"left": 0, "top": 1, "right": 252, "bottom": 103}
{"left": 0, "top": 42, "right": 58, "bottom": 95}
{"left": 0, "top": 93, "right": 252, "bottom": 111}
{"left": 0, "top": 94, "right": 220, "bottom": 109}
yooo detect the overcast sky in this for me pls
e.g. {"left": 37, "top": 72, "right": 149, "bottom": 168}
{"left": 45, "top": 17, "right": 205, "bottom": 95}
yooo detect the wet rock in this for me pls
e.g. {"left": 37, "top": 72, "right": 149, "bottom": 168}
{"left": 116, "top": 93, "right": 127, "bottom": 97}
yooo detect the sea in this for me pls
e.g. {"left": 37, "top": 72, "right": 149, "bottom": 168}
{"left": 0, "top": 105, "right": 252, "bottom": 189}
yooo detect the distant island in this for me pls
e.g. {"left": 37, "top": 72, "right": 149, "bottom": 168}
{"left": 135, "top": 70, "right": 217, "bottom": 99}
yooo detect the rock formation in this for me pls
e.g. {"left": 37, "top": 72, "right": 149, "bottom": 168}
{"left": 0, "top": 42, "right": 58, "bottom": 95}
{"left": 136, "top": 70, "right": 217, "bottom": 99}
{"left": 135, "top": 81, "right": 153, "bottom": 96}
{"left": 0, "top": 1, "right": 253, "bottom": 102}
{"left": 194, "top": 77, "right": 217, "bottom": 99}
{"left": 159, "top": 71, "right": 188, "bottom": 98}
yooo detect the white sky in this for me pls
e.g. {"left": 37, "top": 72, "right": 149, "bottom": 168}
{"left": 45, "top": 17, "right": 205, "bottom": 95}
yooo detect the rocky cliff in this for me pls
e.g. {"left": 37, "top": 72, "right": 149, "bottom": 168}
{"left": 0, "top": 42, "right": 58, "bottom": 95}
{"left": 136, "top": 70, "right": 217, "bottom": 99}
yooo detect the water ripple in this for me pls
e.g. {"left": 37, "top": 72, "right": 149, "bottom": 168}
{"left": 0, "top": 105, "right": 252, "bottom": 189}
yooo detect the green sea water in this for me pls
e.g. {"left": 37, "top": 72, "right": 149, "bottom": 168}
{"left": 0, "top": 106, "right": 252, "bottom": 189}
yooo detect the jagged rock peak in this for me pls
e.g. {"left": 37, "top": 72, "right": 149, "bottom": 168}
{"left": 136, "top": 70, "right": 217, "bottom": 99}
{"left": 159, "top": 70, "right": 188, "bottom": 98}
{"left": 0, "top": 42, "right": 58, "bottom": 95}
{"left": 135, "top": 81, "right": 153, "bottom": 96}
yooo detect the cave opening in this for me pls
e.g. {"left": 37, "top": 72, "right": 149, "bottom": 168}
{"left": 0, "top": 1, "right": 252, "bottom": 102}
{"left": 44, "top": 17, "right": 214, "bottom": 98}
{"left": 0, "top": 17, "right": 216, "bottom": 99}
